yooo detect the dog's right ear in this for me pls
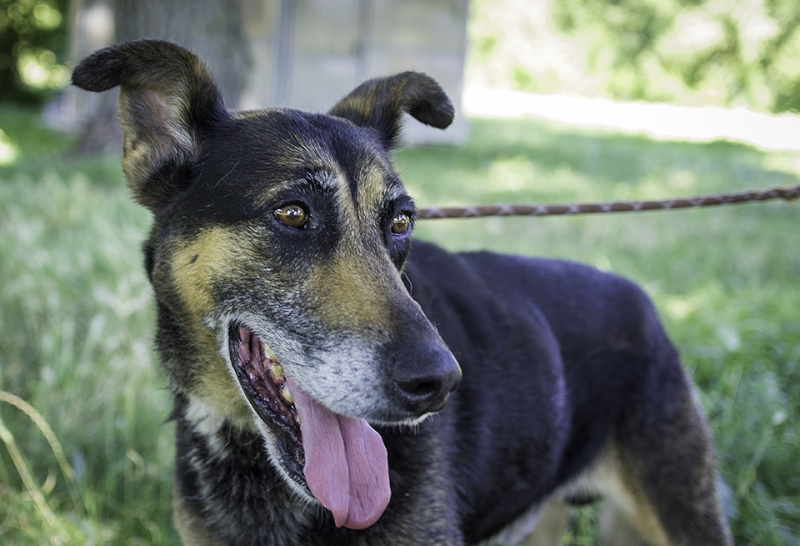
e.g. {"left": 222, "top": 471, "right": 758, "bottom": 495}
{"left": 72, "top": 39, "right": 229, "bottom": 211}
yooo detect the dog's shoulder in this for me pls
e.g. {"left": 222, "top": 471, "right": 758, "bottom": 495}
{"left": 406, "top": 240, "right": 664, "bottom": 357}
{"left": 406, "top": 239, "right": 651, "bottom": 308}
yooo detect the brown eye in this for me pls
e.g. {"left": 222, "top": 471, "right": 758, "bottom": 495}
{"left": 391, "top": 213, "right": 411, "bottom": 236}
{"left": 275, "top": 204, "right": 308, "bottom": 228}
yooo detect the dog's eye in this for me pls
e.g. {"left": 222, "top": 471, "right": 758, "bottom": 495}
{"left": 275, "top": 204, "right": 309, "bottom": 229}
{"left": 390, "top": 213, "right": 412, "bottom": 236}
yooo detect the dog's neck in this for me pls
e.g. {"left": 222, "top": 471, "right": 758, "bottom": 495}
{"left": 170, "top": 393, "right": 455, "bottom": 545}
{"left": 172, "top": 394, "right": 325, "bottom": 544}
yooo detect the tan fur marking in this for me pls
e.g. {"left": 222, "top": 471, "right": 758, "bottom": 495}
{"left": 587, "top": 442, "right": 672, "bottom": 546}
{"left": 333, "top": 95, "right": 376, "bottom": 125}
{"left": 357, "top": 161, "right": 395, "bottom": 212}
{"left": 170, "top": 227, "right": 255, "bottom": 427}
{"left": 549, "top": 441, "right": 673, "bottom": 546}
{"left": 172, "top": 227, "right": 246, "bottom": 316}
{"left": 523, "top": 499, "right": 570, "bottom": 546}
{"left": 192, "top": 333, "right": 254, "bottom": 430}
{"left": 603, "top": 475, "right": 671, "bottom": 546}
{"left": 309, "top": 250, "right": 395, "bottom": 334}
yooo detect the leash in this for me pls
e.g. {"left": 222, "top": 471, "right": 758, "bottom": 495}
{"left": 416, "top": 184, "right": 800, "bottom": 219}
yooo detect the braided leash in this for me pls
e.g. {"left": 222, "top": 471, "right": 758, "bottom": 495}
{"left": 417, "top": 184, "right": 800, "bottom": 219}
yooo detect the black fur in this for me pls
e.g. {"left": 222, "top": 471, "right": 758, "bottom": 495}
{"left": 73, "top": 40, "right": 731, "bottom": 545}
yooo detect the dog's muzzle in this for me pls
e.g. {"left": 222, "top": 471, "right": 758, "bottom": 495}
{"left": 227, "top": 321, "right": 461, "bottom": 530}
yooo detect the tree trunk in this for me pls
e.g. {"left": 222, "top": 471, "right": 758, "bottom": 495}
{"left": 72, "top": 0, "right": 250, "bottom": 155}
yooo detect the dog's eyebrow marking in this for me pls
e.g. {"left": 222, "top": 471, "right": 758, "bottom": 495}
{"left": 302, "top": 170, "right": 338, "bottom": 191}
{"left": 275, "top": 171, "right": 338, "bottom": 195}
{"left": 348, "top": 161, "right": 400, "bottom": 220}
{"left": 253, "top": 171, "right": 337, "bottom": 210}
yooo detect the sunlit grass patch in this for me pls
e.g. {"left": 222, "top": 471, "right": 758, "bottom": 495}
{"left": 0, "top": 134, "right": 176, "bottom": 543}
{"left": 0, "top": 129, "right": 19, "bottom": 165}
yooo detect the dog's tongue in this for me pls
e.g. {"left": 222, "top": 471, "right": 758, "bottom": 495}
{"left": 286, "top": 378, "right": 390, "bottom": 529}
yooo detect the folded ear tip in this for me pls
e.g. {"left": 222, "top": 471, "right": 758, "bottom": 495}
{"left": 405, "top": 74, "right": 455, "bottom": 129}
{"left": 71, "top": 39, "right": 198, "bottom": 93}
{"left": 71, "top": 50, "right": 116, "bottom": 92}
{"left": 425, "top": 97, "right": 455, "bottom": 129}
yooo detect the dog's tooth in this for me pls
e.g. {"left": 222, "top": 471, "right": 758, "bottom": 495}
{"left": 271, "top": 363, "right": 285, "bottom": 382}
{"left": 280, "top": 384, "right": 293, "bottom": 404}
{"left": 260, "top": 340, "right": 277, "bottom": 360}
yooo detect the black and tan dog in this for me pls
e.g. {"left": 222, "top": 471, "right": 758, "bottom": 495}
{"left": 72, "top": 40, "right": 732, "bottom": 545}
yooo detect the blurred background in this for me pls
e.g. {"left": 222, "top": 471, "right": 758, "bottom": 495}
{"left": 9, "top": 0, "right": 800, "bottom": 137}
{"left": 1, "top": 0, "right": 799, "bottom": 544}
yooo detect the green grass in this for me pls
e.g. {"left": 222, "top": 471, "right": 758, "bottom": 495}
{"left": 1, "top": 105, "right": 799, "bottom": 544}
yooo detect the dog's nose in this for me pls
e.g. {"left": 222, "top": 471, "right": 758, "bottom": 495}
{"left": 390, "top": 344, "right": 462, "bottom": 415}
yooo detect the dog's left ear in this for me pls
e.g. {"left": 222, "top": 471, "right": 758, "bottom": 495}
{"left": 328, "top": 72, "right": 454, "bottom": 150}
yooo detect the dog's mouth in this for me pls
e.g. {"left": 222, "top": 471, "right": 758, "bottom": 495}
{"left": 228, "top": 323, "right": 305, "bottom": 480}
{"left": 228, "top": 322, "right": 391, "bottom": 530}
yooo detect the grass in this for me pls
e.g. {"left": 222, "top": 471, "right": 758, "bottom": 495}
{"left": 1, "top": 103, "right": 799, "bottom": 544}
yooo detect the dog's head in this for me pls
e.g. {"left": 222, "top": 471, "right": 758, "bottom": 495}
{"left": 73, "top": 39, "right": 461, "bottom": 529}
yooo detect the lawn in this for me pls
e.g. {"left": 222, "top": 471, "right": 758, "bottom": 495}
{"left": 1, "top": 104, "right": 798, "bottom": 545}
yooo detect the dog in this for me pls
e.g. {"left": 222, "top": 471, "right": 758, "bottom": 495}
{"left": 72, "top": 40, "right": 732, "bottom": 545}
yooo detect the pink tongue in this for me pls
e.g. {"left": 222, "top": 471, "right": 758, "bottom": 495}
{"left": 286, "top": 378, "right": 390, "bottom": 529}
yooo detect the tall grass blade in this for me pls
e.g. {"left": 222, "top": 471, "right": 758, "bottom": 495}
{"left": 0, "top": 391, "right": 86, "bottom": 518}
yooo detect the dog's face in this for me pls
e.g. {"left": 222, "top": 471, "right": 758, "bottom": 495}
{"left": 73, "top": 40, "right": 461, "bottom": 529}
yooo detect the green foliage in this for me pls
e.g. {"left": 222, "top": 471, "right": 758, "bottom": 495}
{"left": 0, "top": 0, "right": 68, "bottom": 103}
{"left": 0, "top": 105, "right": 176, "bottom": 544}
{"left": 1, "top": 106, "right": 799, "bottom": 543}
{"left": 471, "top": 0, "right": 800, "bottom": 113}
